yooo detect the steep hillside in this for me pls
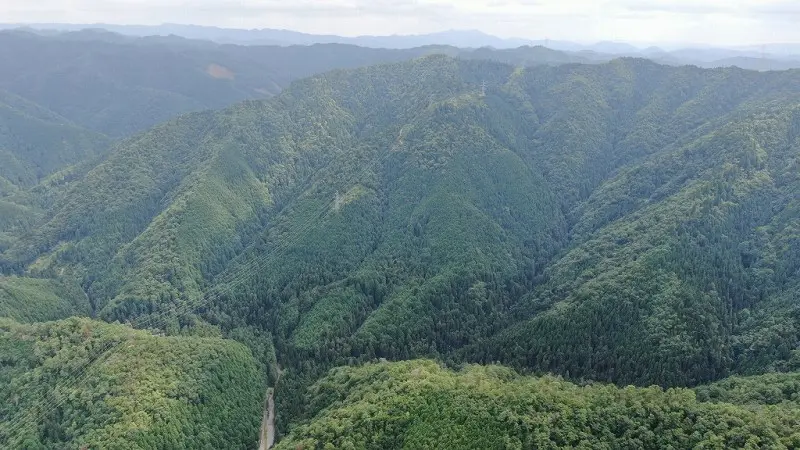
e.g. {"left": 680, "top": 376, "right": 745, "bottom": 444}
{"left": 206, "top": 58, "right": 799, "bottom": 400}
{"left": 695, "top": 371, "right": 800, "bottom": 407}
{"left": 0, "top": 90, "right": 110, "bottom": 252}
{"left": 0, "top": 90, "right": 110, "bottom": 187}
{"left": 4, "top": 93, "right": 362, "bottom": 316}
{"left": 0, "top": 31, "right": 601, "bottom": 138}
{"left": 276, "top": 360, "right": 800, "bottom": 449}
{"left": 3, "top": 56, "right": 799, "bottom": 444}
{"left": 0, "top": 276, "right": 90, "bottom": 322}
{"left": 0, "top": 30, "right": 419, "bottom": 136}
{"left": 480, "top": 96, "right": 800, "bottom": 385}
{"left": 0, "top": 317, "right": 264, "bottom": 449}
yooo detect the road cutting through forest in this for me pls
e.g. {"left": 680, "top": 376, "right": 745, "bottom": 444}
{"left": 258, "top": 388, "right": 276, "bottom": 450}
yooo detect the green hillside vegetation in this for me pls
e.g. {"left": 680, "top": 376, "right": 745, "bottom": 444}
{"left": 0, "top": 90, "right": 110, "bottom": 187}
{"left": 1, "top": 54, "right": 799, "bottom": 447}
{"left": 0, "top": 32, "right": 589, "bottom": 259}
{"left": 0, "top": 317, "right": 264, "bottom": 449}
{"left": 695, "top": 371, "right": 800, "bottom": 406}
{"left": 0, "top": 175, "right": 17, "bottom": 197}
{"left": 276, "top": 360, "right": 800, "bottom": 449}
{"left": 0, "top": 30, "right": 601, "bottom": 138}
{"left": 0, "top": 30, "right": 425, "bottom": 137}
{"left": 5, "top": 57, "right": 798, "bottom": 377}
{"left": 199, "top": 58, "right": 798, "bottom": 420}
{"left": 0, "top": 90, "right": 110, "bottom": 258}
{"left": 479, "top": 93, "right": 800, "bottom": 386}
{"left": 0, "top": 276, "right": 90, "bottom": 322}
{"left": 0, "top": 198, "right": 37, "bottom": 243}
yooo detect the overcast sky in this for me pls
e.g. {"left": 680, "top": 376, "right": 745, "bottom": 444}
{"left": 3, "top": 0, "right": 800, "bottom": 46}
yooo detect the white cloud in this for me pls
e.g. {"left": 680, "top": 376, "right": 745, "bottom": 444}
{"left": 2, "top": 0, "right": 799, "bottom": 45}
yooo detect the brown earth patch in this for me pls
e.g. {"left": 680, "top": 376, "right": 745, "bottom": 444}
{"left": 206, "top": 63, "right": 235, "bottom": 80}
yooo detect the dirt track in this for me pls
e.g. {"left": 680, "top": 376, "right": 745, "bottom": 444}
{"left": 257, "top": 388, "right": 276, "bottom": 450}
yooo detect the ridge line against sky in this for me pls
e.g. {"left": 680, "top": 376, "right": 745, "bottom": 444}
{"left": 2, "top": 0, "right": 800, "bottom": 46}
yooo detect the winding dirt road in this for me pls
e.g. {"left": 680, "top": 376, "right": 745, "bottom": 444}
{"left": 258, "top": 388, "right": 276, "bottom": 450}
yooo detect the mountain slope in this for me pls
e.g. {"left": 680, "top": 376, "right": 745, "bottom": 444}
{"left": 3, "top": 86, "right": 365, "bottom": 316}
{"left": 0, "top": 90, "right": 111, "bottom": 253}
{"left": 0, "top": 90, "right": 109, "bottom": 187}
{"left": 0, "top": 30, "right": 605, "bottom": 139}
{"left": 205, "top": 58, "right": 800, "bottom": 391}
{"left": 275, "top": 360, "right": 800, "bottom": 449}
{"left": 0, "top": 30, "right": 423, "bottom": 137}
{"left": 0, "top": 317, "right": 264, "bottom": 449}
{"left": 4, "top": 57, "right": 800, "bottom": 441}
{"left": 480, "top": 94, "right": 800, "bottom": 386}
{"left": 0, "top": 276, "right": 90, "bottom": 322}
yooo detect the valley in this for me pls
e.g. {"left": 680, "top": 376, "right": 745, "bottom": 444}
{"left": 0, "top": 26, "right": 798, "bottom": 449}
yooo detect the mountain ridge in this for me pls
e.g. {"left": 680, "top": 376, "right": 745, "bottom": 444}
{"left": 1, "top": 48, "right": 799, "bottom": 448}
{"left": 6, "top": 22, "right": 800, "bottom": 63}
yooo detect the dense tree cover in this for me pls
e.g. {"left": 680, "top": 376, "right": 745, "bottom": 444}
{"left": 695, "top": 371, "right": 800, "bottom": 406}
{"left": 0, "top": 276, "right": 89, "bottom": 322}
{"left": 7, "top": 58, "right": 800, "bottom": 359}
{"left": 2, "top": 54, "right": 800, "bottom": 446}
{"left": 0, "top": 30, "right": 416, "bottom": 136}
{"left": 478, "top": 94, "right": 800, "bottom": 386}
{"left": 0, "top": 30, "right": 586, "bottom": 139}
{"left": 200, "top": 58, "right": 798, "bottom": 405}
{"left": 0, "top": 197, "right": 37, "bottom": 253}
{"left": 0, "top": 317, "right": 265, "bottom": 449}
{"left": 276, "top": 360, "right": 800, "bottom": 449}
{"left": 0, "top": 31, "right": 593, "bottom": 270}
{"left": 0, "top": 90, "right": 110, "bottom": 187}
{"left": 0, "top": 89, "right": 111, "bottom": 253}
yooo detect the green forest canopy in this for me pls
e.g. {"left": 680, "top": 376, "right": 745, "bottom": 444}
{"left": 0, "top": 43, "right": 798, "bottom": 448}
{"left": 277, "top": 360, "right": 800, "bottom": 450}
{"left": 0, "top": 317, "right": 264, "bottom": 449}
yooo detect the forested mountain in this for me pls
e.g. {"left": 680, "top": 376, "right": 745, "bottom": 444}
{"left": 0, "top": 276, "right": 89, "bottom": 322}
{"left": 276, "top": 360, "right": 800, "bottom": 449}
{"left": 0, "top": 29, "right": 588, "bottom": 260}
{"left": 0, "top": 317, "right": 264, "bottom": 449}
{"left": 0, "top": 30, "right": 419, "bottom": 137}
{"left": 0, "top": 90, "right": 109, "bottom": 187}
{"left": 8, "top": 23, "right": 800, "bottom": 72}
{"left": 0, "top": 30, "right": 587, "bottom": 139}
{"left": 1, "top": 52, "right": 799, "bottom": 447}
{"left": 0, "top": 89, "right": 111, "bottom": 256}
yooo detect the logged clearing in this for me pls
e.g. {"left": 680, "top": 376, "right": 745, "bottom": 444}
{"left": 206, "top": 63, "right": 235, "bottom": 79}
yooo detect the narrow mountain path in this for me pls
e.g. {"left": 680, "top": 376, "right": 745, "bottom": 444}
{"left": 258, "top": 388, "right": 276, "bottom": 450}
{"left": 258, "top": 365, "right": 282, "bottom": 450}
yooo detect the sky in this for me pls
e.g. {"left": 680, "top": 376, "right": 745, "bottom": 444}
{"left": 3, "top": 0, "right": 800, "bottom": 46}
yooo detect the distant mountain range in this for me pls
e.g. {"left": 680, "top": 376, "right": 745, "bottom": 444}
{"left": 0, "top": 28, "right": 607, "bottom": 140}
{"left": 4, "top": 22, "right": 800, "bottom": 61}
{"left": 2, "top": 20, "right": 800, "bottom": 449}
{"left": 0, "top": 23, "right": 552, "bottom": 48}
{"left": 0, "top": 28, "right": 600, "bottom": 258}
